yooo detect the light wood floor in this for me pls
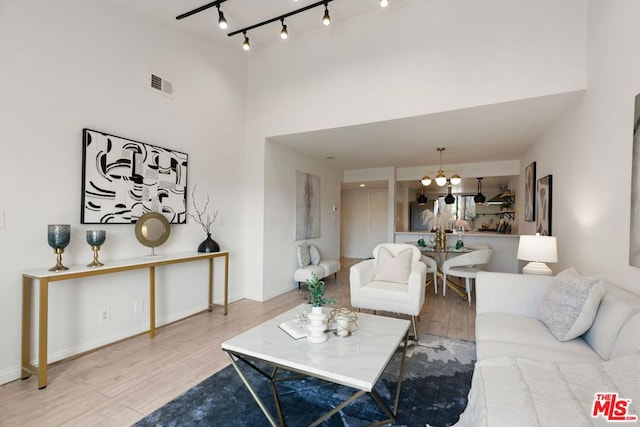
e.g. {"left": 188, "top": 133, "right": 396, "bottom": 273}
{"left": 0, "top": 258, "right": 475, "bottom": 426}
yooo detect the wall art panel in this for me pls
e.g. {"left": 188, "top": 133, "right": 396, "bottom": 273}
{"left": 81, "top": 129, "right": 188, "bottom": 224}
{"left": 295, "top": 170, "right": 320, "bottom": 240}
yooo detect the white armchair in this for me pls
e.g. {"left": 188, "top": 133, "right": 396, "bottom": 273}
{"left": 350, "top": 243, "right": 427, "bottom": 338}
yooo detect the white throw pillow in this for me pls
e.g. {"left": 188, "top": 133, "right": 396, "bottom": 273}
{"left": 538, "top": 268, "right": 605, "bottom": 342}
{"left": 297, "top": 243, "right": 311, "bottom": 268}
{"left": 309, "top": 244, "right": 321, "bottom": 265}
{"left": 373, "top": 246, "right": 412, "bottom": 284}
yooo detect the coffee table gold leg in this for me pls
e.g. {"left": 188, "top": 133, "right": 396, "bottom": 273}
{"left": 227, "top": 354, "right": 279, "bottom": 427}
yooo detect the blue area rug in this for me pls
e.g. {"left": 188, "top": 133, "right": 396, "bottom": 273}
{"left": 135, "top": 334, "right": 475, "bottom": 427}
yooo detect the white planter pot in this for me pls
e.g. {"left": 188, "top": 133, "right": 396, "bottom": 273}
{"left": 307, "top": 306, "right": 328, "bottom": 343}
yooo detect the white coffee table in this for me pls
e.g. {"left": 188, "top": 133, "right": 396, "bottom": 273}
{"left": 221, "top": 304, "right": 410, "bottom": 427}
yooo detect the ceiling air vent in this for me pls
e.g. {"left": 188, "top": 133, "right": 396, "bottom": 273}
{"left": 150, "top": 73, "right": 174, "bottom": 97}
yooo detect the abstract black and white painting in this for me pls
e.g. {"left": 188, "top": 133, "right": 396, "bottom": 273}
{"left": 81, "top": 129, "right": 188, "bottom": 224}
{"left": 536, "top": 175, "right": 552, "bottom": 236}
{"left": 295, "top": 171, "right": 320, "bottom": 240}
{"left": 630, "top": 94, "right": 640, "bottom": 267}
{"left": 524, "top": 161, "right": 536, "bottom": 222}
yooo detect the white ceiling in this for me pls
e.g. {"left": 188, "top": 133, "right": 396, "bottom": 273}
{"left": 103, "top": 1, "right": 582, "bottom": 174}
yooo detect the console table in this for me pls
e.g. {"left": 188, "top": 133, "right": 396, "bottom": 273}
{"left": 21, "top": 251, "right": 229, "bottom": 389}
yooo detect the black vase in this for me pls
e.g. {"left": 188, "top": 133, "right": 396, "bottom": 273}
{"left": 198, "top": 233, "right": 220, "bottom": 253}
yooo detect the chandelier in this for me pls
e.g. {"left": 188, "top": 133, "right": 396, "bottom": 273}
{"left": 420, "top": 147, "right": 461, "bottom": 187}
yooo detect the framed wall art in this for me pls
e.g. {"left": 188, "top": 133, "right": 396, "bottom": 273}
{"left": 536, "top": 174, "right": 552, "bottom": 236}
{"left": 81, "top": 129, "right": 188, "bottom": 224}
{"left": 524, "top": 161, "right": 536, "bottom": 222}
{"left": 295, "top": 170, "right": 320, "bottom": 240}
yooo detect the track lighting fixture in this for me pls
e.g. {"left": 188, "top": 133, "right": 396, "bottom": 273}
{"left": 176, "top": 1, "right": 229, "bottom": 22}
{"left": 242, "top": 32, "right": 250, "bottom": 51}
{"left": 322, "top": 3, "right": 331, "bottom": 26}
{"left": 226, "top": 0, "right": 336, "bottom": 50}
{"left": 179, "top": 0, "right": 390, "bottom": 51}
{"left": 216, "top": 4, "right": 228, "bottom": 30}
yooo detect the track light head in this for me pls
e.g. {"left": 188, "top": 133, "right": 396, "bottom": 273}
{"left": 280, "top": 19, "right": 288, "bottom": 39}
{"left": 242, "top": 32, "right": 250, "bottom": 51}
{"left": 380, "top": 0, "right": 389, "bottom": 7}
{"left": 216, "top": 5, "right": 228, "bottom": 30}
{"left": 322, "top": 3, "right": 331, "bottom": 26}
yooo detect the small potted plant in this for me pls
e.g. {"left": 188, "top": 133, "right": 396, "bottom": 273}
{"left": 305, "top": 272, "right": 335, "bottom": 343}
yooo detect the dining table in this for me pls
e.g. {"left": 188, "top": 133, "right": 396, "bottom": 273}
{"left": 419, "top": 246, "right": 473, "bottom": 300}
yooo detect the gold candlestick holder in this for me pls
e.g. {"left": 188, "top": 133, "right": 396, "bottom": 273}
{"left": 48, "top": 224, "right": 71, "bottom": 272}
{"left": 86, "top": 230, "right": 106, "bottom": 267}
{"left": 50, "top": 247, "right": 69, "bottom": 272}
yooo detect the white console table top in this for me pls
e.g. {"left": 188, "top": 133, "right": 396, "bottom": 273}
{"left": 222, "top": 304, "right": 410, "bottom": 391}
{"left": 23, "top": 251, "right": 229, "bottom": 279}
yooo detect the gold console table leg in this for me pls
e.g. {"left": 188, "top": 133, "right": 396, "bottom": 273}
{"left": 38, "top": 278, "right": 49, "bottom": 389}
{"left": 21, "top": 277, "right": 32, "bottom": 380}
{"left": 149, "top": 266, "right": 156, "bottom": 338}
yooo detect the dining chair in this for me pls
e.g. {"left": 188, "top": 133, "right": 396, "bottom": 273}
{"left": 421, "top": 255, "right": 438, "bottom": 294}
{"left": 442, "top": 248, "right": 493, "bottom": 307}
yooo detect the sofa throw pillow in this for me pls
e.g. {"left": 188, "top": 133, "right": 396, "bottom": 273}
{"left": 537, "top": 269, "right": 605, "bottom": 342}
{"left": 373, "top": 246, "right": 412, "bottom": 284}
{"left": 309, "top": 244, "right": 321, "bottom": 265}
{"left": 297, "top": 243, "right": 311, "bottom": 268}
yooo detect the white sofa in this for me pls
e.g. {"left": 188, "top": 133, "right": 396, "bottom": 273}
{"left": 455, "top": 271, "right": 640, "bottom": 426}
{"left": 294, "top": 243, "right": 341, "bottom": 289}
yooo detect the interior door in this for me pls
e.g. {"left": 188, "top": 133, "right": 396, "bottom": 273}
{"left": 367, "top": 190, "right": 389, "bottom": 256}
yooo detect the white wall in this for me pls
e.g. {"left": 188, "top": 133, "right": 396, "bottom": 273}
{"left": 245, "top": 0, "right": 587, "bottom": 301}
{"left": 519, "top": 0, "right": 640, "bottom": 294}
{"left": 263, "top": 141, "right": 341, "bottom": 299}
{"left": 0, "top": 0, "right": 247, "bottom": 384}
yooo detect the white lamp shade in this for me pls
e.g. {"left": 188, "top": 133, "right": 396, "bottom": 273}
{"left": 517, "top": 234, "right": 558, "bottom": 263}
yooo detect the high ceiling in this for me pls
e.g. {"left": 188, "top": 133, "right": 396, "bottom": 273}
{"left": 103, "top": 0, "right": 582, "bottom": 173}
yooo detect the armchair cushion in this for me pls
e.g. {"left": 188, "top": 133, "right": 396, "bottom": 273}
{"left": 373, "top": 246, "right": 412, "bottom": 284}
{"left": 309, "top": 244, "right": 321, "bottom": 265}
{"left": 297, "top": 243, "right": 311, "bottom": 268}
{"left": 537, "top": 268, "right": 605, "bottom": 342}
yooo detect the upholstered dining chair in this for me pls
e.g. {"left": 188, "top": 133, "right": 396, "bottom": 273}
{"left": 421, "top": 255, "right": 438, "bottom": 294}
{"left": 350, "top": 243, "right": 427, "bottom": 339}
{"left": 442, "top": 248, "right": 493, "bottom": 307}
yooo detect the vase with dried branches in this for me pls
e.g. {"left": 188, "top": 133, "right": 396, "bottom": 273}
{"left": 189, "top": 185, "right": 220, "bottom": 253}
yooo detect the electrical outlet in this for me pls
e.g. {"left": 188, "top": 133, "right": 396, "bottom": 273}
{"left": 99, "top": 307, "right": 111, "bottom": 322}
{"left": 0, "top": 210, "right": 5, "bottom": 229}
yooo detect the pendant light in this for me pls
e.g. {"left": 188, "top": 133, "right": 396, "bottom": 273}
{"left": 421, "top": 147, "right": 461, "bottom": 187}
{"left": 380, "top": 0, "right": 389, "bottom": 7}
{"left": 474, "top": 177, "right": 486, "bottom": 204}
{"left": 417, "top": 188, "right": 428, "bottom": 205}
{"left": 445, "top": 181, "right": 455, "bottom": 205}
{"left": 280, "top": 19, "right": 288, "bottom": 39}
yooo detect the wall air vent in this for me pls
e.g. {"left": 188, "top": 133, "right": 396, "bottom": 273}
{"left": 150, "top": 73, "right": 174, "bottom": 97}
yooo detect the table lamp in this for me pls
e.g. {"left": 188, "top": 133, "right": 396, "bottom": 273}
{"left": 517, "top": 233, "right": 558, "bottom": 275}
